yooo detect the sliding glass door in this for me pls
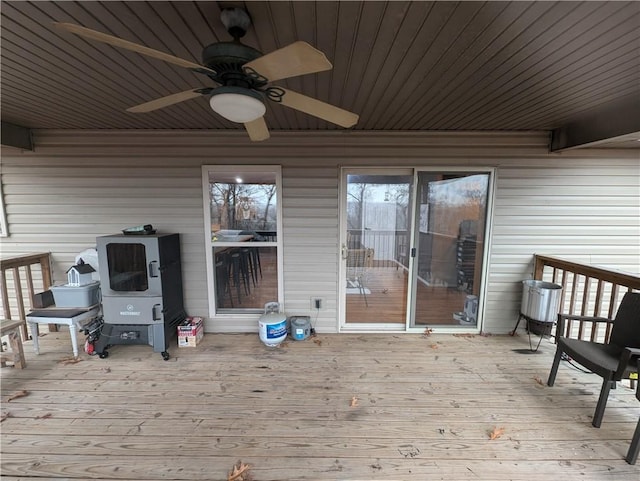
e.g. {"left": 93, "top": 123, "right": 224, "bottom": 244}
{"left": 341, "top": 168, "right": 493, "bottom": 331}
{"left": 341, "top": 170, "right": 413, "bottom": 328}
{"left": 410, "top": 172, "right": 491, "bottom": 329}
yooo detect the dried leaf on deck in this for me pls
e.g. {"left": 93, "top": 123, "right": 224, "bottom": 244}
{"left": 101, "top": 367, "right": 111, "bottom": 373}
{"left": 313, "top": 338, "right": 322, "bottom": 346}
{"left": 430, "top": 343, "right": 439, "bottom": 349}
{"left": 422, "top": 328, "right": 433, "bottom": 337}
{"left": 0, "top": 412, "right": 10, "bottom": 422}
{"left": 533, "top": 376, "right": 545, "bottom": 386}
{"left": 350, "top": 396, "right": 359, "bottom": 407}
{"left": 453, "top": 333, "right": 475, "bottom": 338}
{"left": 228, "top": 460, "right": 251, "bottom": 481}
{"left": 35, "top": 413, "right": 52, "bottom": 419}
{"left": 488, "top": 426, "right": 505, "bottom": 440}
{"left": 58, "top": 357, "right": 82, "bottom": 365}
{"left": 7, "top": 390, "right": 29, "bottom": 402}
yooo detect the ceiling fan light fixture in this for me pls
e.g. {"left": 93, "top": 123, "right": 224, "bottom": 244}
{"left": 209, "top": 86, "right": 266, "bottom": 123}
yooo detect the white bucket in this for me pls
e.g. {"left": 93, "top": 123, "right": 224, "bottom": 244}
{"left": 258, "top": 302, "right": 287, "bottom": 347}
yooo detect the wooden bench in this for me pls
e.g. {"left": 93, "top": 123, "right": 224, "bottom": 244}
{"left": 1, "top": 318, "right": 27, "bottom": 369}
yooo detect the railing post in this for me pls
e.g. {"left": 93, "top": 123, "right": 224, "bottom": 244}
{"left": 40, "top": 253, "right": 52, "bottom": 290}
{"left": 533, "top": 255, "right": 544, "bottom": 280}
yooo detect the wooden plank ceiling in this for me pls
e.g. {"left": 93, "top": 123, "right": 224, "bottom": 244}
{"left": 1, "top": 1, "right": 639, "bottom": 146}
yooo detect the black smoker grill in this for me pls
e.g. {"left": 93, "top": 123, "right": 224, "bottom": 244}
{"left": 93, "top": 232, "right": 186, "bottom": 360}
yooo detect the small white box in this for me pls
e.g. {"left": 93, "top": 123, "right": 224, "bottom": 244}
{"left": 50, "top": 281, "right": 100, "bottom": 308}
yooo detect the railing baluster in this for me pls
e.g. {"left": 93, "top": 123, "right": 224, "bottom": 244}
{"left": 578, "top": 277, "right": 592, "bottom": 340}
{"left": 13, "top": 267, "right": 25, "bottom": 319}
{"left": 581, "top": 277, "right": 591, "bottom": 316}
{"left": 1, "top": 269, "right": 10, "bottom": 320}
{"left": 590, "top": 280, "right": 605, "bottom": 342}
{"left": 25, "top": 264, "right": 35, "bottom": 303}
{"left": 559, "top": 270, "right": 568, "bottom": 311}
{"left": 569, "top": 272, "right": 579, "bottom": 319}
{"left": 593, "top": 280, "right": 604, "bottom": 318}
{"left": 604, "top": 288, "right": 618, "bottom": 344}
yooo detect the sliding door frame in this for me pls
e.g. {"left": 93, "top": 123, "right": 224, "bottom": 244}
{"left": 339, "top": 166, "right": 497, "bottom": 333}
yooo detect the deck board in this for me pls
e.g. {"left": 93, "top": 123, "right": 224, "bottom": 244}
{"left": 1, "top": 331, "right": 638, "bottom": 480}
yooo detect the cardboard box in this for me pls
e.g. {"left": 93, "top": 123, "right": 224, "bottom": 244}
{"left": 177, "top": 316, "right": 204, "bottom": 347}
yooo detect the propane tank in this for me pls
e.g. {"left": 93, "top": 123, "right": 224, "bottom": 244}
{"left": 258, "top": 302, "right": 287, "bottom": 347}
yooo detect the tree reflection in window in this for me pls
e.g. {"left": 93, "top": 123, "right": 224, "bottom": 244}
{"left": 210, "top": 178, "right": 277, "bottom": 234}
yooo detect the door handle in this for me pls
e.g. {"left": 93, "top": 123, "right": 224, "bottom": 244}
{"left": 341, "top": 243, "right": 348, "bottom": 260}
{"left": 148, "top": 260, "right": 159, "bottom": 278}
{"left": 152, "top": 303, "right": 161, "bottom": 321}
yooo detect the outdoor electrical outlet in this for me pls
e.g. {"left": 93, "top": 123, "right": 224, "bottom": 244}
{"left": 311, "top": 297, "right": 323, "bottom": 310}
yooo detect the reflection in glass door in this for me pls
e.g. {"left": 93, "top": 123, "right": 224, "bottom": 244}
{"left": 411, "top": 172, "right": 491, "bottom": 329}
{"left": 342, "top": 171, "right": 413, "bottom": 327}
{"left": 341, "top": 169, "right": 492, "bottom": 331}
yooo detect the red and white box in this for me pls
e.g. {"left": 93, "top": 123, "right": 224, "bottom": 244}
{"left": 177, "top": 316, "right": 204, "bottom": 347}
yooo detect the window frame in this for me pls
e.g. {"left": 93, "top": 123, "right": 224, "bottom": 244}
{"left": 0, "top": 180, "right": 8, "bottom": 237}
{"left": 202, "top": 165, "right": 284, "bottom": 320}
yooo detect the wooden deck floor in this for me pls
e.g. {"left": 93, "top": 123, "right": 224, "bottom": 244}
{"left": 1, "top": 331, "right": 639, "bottom": 480}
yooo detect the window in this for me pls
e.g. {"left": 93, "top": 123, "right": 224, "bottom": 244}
{"left": 202, "top": 166, "right": 282, "bottom": 316}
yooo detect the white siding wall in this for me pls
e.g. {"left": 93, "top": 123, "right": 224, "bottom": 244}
{"left": 1, "top": 130, "right": 638, "bottom": 333}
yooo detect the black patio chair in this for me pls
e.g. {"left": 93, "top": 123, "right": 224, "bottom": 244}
{"left": 627, "top": 359, "right": 640, "bottom": 465}
{"left": 547, "top": 291, "right": 640, "bottom": 428}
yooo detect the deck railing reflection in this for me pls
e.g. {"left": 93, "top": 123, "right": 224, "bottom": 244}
{"left": 347, "top": 229, "right": 409, "bottom": 268}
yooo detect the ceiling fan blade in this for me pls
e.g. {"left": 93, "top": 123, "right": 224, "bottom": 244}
{"left": 127, "top": 89, "right": 207, "bottom": 113}
{"left": 53, "top": 22, "right": 216, "bottom": 75}
{"left": 244, "top": 117, "right": 270, "bottom": 142}
{"left": 244, "top": 41, "right": 332, "bottom": 82}
{"left": 278, "top": 88, "right": 359, "bottom": 128}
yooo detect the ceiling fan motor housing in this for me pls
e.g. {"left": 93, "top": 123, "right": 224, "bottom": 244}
{"left": 202, "top": 42, "right": 266, "bottom": 89}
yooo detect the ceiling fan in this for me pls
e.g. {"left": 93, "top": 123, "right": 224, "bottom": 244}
{"left": 53, "top": 7, "right": 359, "bottom": 141}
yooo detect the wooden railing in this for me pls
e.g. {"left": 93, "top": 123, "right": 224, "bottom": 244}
{"left": 0, "top": 253, "right": 52, "bottom": 339}
{"left": 533, "top": 254, "right": 640, "bottom": 343}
